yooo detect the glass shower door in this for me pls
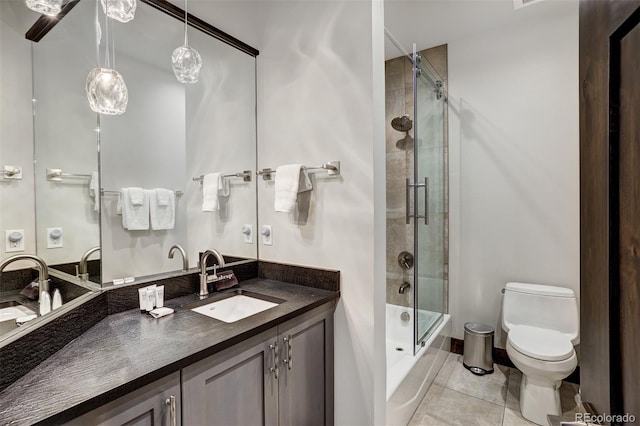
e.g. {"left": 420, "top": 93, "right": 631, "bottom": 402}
{"left": 412, "top": 45, "right": 447, "bottom": 351}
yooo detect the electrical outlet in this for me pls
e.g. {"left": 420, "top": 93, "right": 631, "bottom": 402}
{"left": 5, "top": 229, "right": 25, "bottom": 252}
{"left": 47, "top": 227, "right": 63, "bottom": 249}
{"left": 242, "top": 224, "right": 253, "bottom": 244}
{"left": 260, "top": 225, "right": 272, "bottom": 246}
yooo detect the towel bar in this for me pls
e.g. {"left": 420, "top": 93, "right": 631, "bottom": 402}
{"left": 257, "top": 161, "right": 340, "bottom": 181}
{"left": 100, "top": 189, "right": 184, "bottom": 197}
{"left": 193, "top": 170, "right": 253, "bottom": 183}
{"left": 46, "top": 168, "right": 92, "bottom": 182}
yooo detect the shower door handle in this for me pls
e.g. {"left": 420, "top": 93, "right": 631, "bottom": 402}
{"left": 405, "top": 178, "right": 412, "bottom": 224}
{"left": 424, "top": 177, "right": 429, "bottom": 225}
{"left": 406, "top": 177, "right": 429, "bottom": 225}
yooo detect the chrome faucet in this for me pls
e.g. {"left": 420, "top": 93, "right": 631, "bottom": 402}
{"left": 399, "top": 282, "right": 411, "bottom": 294}
{"left": 78, "top": 246, "right": 100, "bottom": 281}
{"left": 168, "top": 244, "right": 189, "bottom": 271}
{"left": 0, "top": 254, "right": 49, "bottom": 296}
{"left": 199, "top": 249, "right": 226, "bottom": 297}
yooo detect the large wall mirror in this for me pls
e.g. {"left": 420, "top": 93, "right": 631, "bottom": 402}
{"left": 32, "top": 0, "right": 258, "bottom": 287}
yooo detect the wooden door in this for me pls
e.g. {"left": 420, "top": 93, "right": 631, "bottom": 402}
{"left": 580, "top": 0, "right": 640, "bottom": 420}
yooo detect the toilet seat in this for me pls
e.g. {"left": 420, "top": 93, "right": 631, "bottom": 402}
{"left": 507, "top": 325, "right": 573, "bottom": 361}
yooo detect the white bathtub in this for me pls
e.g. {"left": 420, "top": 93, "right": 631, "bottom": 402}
{"left": 386, "top": 304, "right": 451, "bottom": 426}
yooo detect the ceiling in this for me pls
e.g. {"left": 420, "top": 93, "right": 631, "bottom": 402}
{"left": 384, "top": 0, "right": 578, "bottom": 59}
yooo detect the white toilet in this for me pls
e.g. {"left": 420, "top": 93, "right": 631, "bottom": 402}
{"left": 501, "top": 282, "right": 579, "bottom": 425}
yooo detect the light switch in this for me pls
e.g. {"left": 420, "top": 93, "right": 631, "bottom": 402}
{"left": 47, "top": 227, "right": 63, "bottom": 249}
{"left": 5, "top": 229, "right": 25, "bottom": 252}
{"left": 242, "top": 224, "right": 253, "bottom": 244}
{"left": 3, "top": 166, "right": 22, "bottom": 180}
{"left": 260, "top": 225, "right": 272, "bottom": 246}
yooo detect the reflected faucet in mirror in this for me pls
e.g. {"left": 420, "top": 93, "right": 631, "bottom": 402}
{"left": 199, "top": 249, "right": 226, "bottom": 297}
{"left": 77, "top": 247, "right": 100, "bottom": 281}
{"left": 168, "top": 244, "right": 189, "bottom": 271}
{"left": 0, "top": 254, "right": 50, "bottom": 296}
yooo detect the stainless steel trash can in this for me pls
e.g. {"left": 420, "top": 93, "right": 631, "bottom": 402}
{"left": 463, "top": 322, "right": 494, "bottom": 375}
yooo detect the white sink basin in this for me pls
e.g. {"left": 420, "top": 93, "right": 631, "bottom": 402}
{"left": 191, "top": 294, "right": 279, "bottom": 323}
{"left": 0, "top": 303, "right": 35, "bottom": 323}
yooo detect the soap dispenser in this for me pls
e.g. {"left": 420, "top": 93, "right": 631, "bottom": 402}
{"left": 39, "top": 290, "right": 51, "bottom": 315}
{"left": 52, "top": 288, "right": 62, "bottom": 310}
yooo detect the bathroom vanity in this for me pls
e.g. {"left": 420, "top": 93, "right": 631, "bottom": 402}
{"left": 0, "top": 271, "right": 339, "bottom": 425}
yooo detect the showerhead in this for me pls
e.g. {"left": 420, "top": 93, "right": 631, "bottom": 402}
{"left": 391, "top": 114, "right": 412, "bottom": 132}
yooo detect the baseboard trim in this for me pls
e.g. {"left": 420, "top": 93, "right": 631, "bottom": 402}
{"left": 450, "top": 338, "right": 580, "bottom": 385}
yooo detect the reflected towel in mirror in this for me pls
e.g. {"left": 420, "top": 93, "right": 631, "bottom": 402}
{"left": 202, "top": 173, "right": 229, "bottom": 211}
{"left": 89, "top": 171, "right": 99, "bottom": 212}
{"left": 150, "top": 188, "right": 175, "bottom": 230}
{"left": 121, "top": 187, "right": 149, "bottom": 230}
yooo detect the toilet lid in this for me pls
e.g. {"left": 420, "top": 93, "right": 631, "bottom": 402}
{"left": 508, "top": 325, "right": 574, "bottom": 361}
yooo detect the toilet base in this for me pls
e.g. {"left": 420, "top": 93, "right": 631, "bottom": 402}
{"left": 519, "top": 374, "right": 561, "bottom": 425}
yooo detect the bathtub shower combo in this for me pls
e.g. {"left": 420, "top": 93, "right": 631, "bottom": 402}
{"left": 385, "top": 35, "right": 451, "bottom": 426}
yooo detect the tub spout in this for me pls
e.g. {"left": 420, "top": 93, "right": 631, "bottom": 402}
{"left": 399, "top": 282, "right": 411, "bottom": 294}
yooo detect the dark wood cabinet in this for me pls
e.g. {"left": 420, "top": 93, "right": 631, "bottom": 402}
{"left": 65, "top": 373, "right": 181, "bottom": 426}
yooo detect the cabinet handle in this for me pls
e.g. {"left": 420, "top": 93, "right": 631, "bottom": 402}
{"left": 269, "top": 342, "right": 279, "bottom": 379}
{"left": 283, "top": 335, "right": 292, "bottom": 370}
{"left": 165, "top": 395, "right": 176, "bottom": 426}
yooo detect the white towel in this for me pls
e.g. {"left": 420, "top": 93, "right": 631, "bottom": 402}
{"left": 128, "top": 187, "right": 145, "bottom": 205}
{"left": 298, "top": 169, "right": 313, "bottom": 193}
{"left": 274, "top": 164, "right": 305, "bottom": 212}
{"left": 218, "top": 175, "right": 230, "bottom": 198}
{"left": 150, "top": 188, "right": 175, "bottom": 230}
{"left": 155, "top": 188, "right": 171, "bottom": 206}
{"left": 89, "top": 171, "right": 99, "bottom": 212}
{"left": 121, "top": 187, "right": 149, "bottom": 230}
{"left": 202, "top": 173, "right": 229, "bottom": 211}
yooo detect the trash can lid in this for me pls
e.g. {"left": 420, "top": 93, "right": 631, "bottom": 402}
{"left": 464, "top": 322, "right": 494, "bottom": 335}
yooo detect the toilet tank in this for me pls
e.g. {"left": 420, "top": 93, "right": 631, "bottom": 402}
{"left": 502, "top": 282, "right": 579, "bottom": 344}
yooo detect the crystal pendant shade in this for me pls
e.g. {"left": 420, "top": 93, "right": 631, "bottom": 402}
{"left": 100, "top": 0, "right": 136, "bottom": 23}
{"left": 85, "top": 68, "right": 128, "bottom": 115}
{"left": 171, "top": 45, "right": 203, "bottom": 84}
{"left": 25, "top": 0, "right": 64, "bottom": 16}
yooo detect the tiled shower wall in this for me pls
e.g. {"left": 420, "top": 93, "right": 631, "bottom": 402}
{"left": 385, "top": 45, "right": 448, "bottom": 307}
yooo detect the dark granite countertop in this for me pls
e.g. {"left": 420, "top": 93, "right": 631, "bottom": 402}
{"left": 0, "top": 279, "right": 339, "bottom": 425}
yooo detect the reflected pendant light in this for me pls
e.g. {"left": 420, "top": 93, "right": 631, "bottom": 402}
{"left": 86, "top": 0, "right": 128, "bottom": 115}
{"left": 171, "top": 0, "right": 202, "bottom": 84}
{"left": 25, "top": 0, "right": 64, "bottom": 16}
{"left": 100, "top": 0, "right": 136, "bottom": 23}
{"left": 86, "top": 68, "right": 128, "bottom": 115}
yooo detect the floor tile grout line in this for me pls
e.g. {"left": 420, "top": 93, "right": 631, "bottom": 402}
{"left": 435, "top": 384, "right": 508, "bottom": 410}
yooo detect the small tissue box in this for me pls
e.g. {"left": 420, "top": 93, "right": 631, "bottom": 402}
{"left": 149, "top": 307, "right": 174, "bottom": 318}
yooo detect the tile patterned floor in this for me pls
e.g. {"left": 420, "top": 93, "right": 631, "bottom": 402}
{"left": 409, "top": 353, "right": 583, "bottom": 426}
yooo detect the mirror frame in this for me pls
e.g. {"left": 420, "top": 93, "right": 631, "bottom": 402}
{"left": 26, "top": 0, "right": 259, "bottom": 57}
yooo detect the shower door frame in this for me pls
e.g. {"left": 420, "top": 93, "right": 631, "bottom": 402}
{"left": 411, "top": 44, "right": 448, "bottom": 354}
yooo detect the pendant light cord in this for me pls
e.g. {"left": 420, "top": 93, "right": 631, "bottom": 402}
{"left": 95, "top": 0, "right": 101, "bottom": 67}
{"left": 184, "top": 0, "right": 188, "bottom": 46}
{"left": 104, "top": 0, "right": 110, "bottom": 68}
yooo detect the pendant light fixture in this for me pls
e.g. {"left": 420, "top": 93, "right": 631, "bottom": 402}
{"left": 86, "top": 0, "right": 128, "bottom": 115}
{"left": 25, "top": 0, "right": 64, "bottom": 16}
{"left": 171, "top": 0, "right": 202, "bottom": 84}
{"left": 100, "top": 0, "right": 136, "bottom": 23}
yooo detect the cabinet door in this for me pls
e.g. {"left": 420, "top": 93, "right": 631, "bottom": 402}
{"left": 65, "top": 372, "right": 181, "bottom": 426}
{"left": 182, "top": 329, "right": 279, "bottom": 426}
{"left": 278, "top": 306, "right": 334, "bottom": 426}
